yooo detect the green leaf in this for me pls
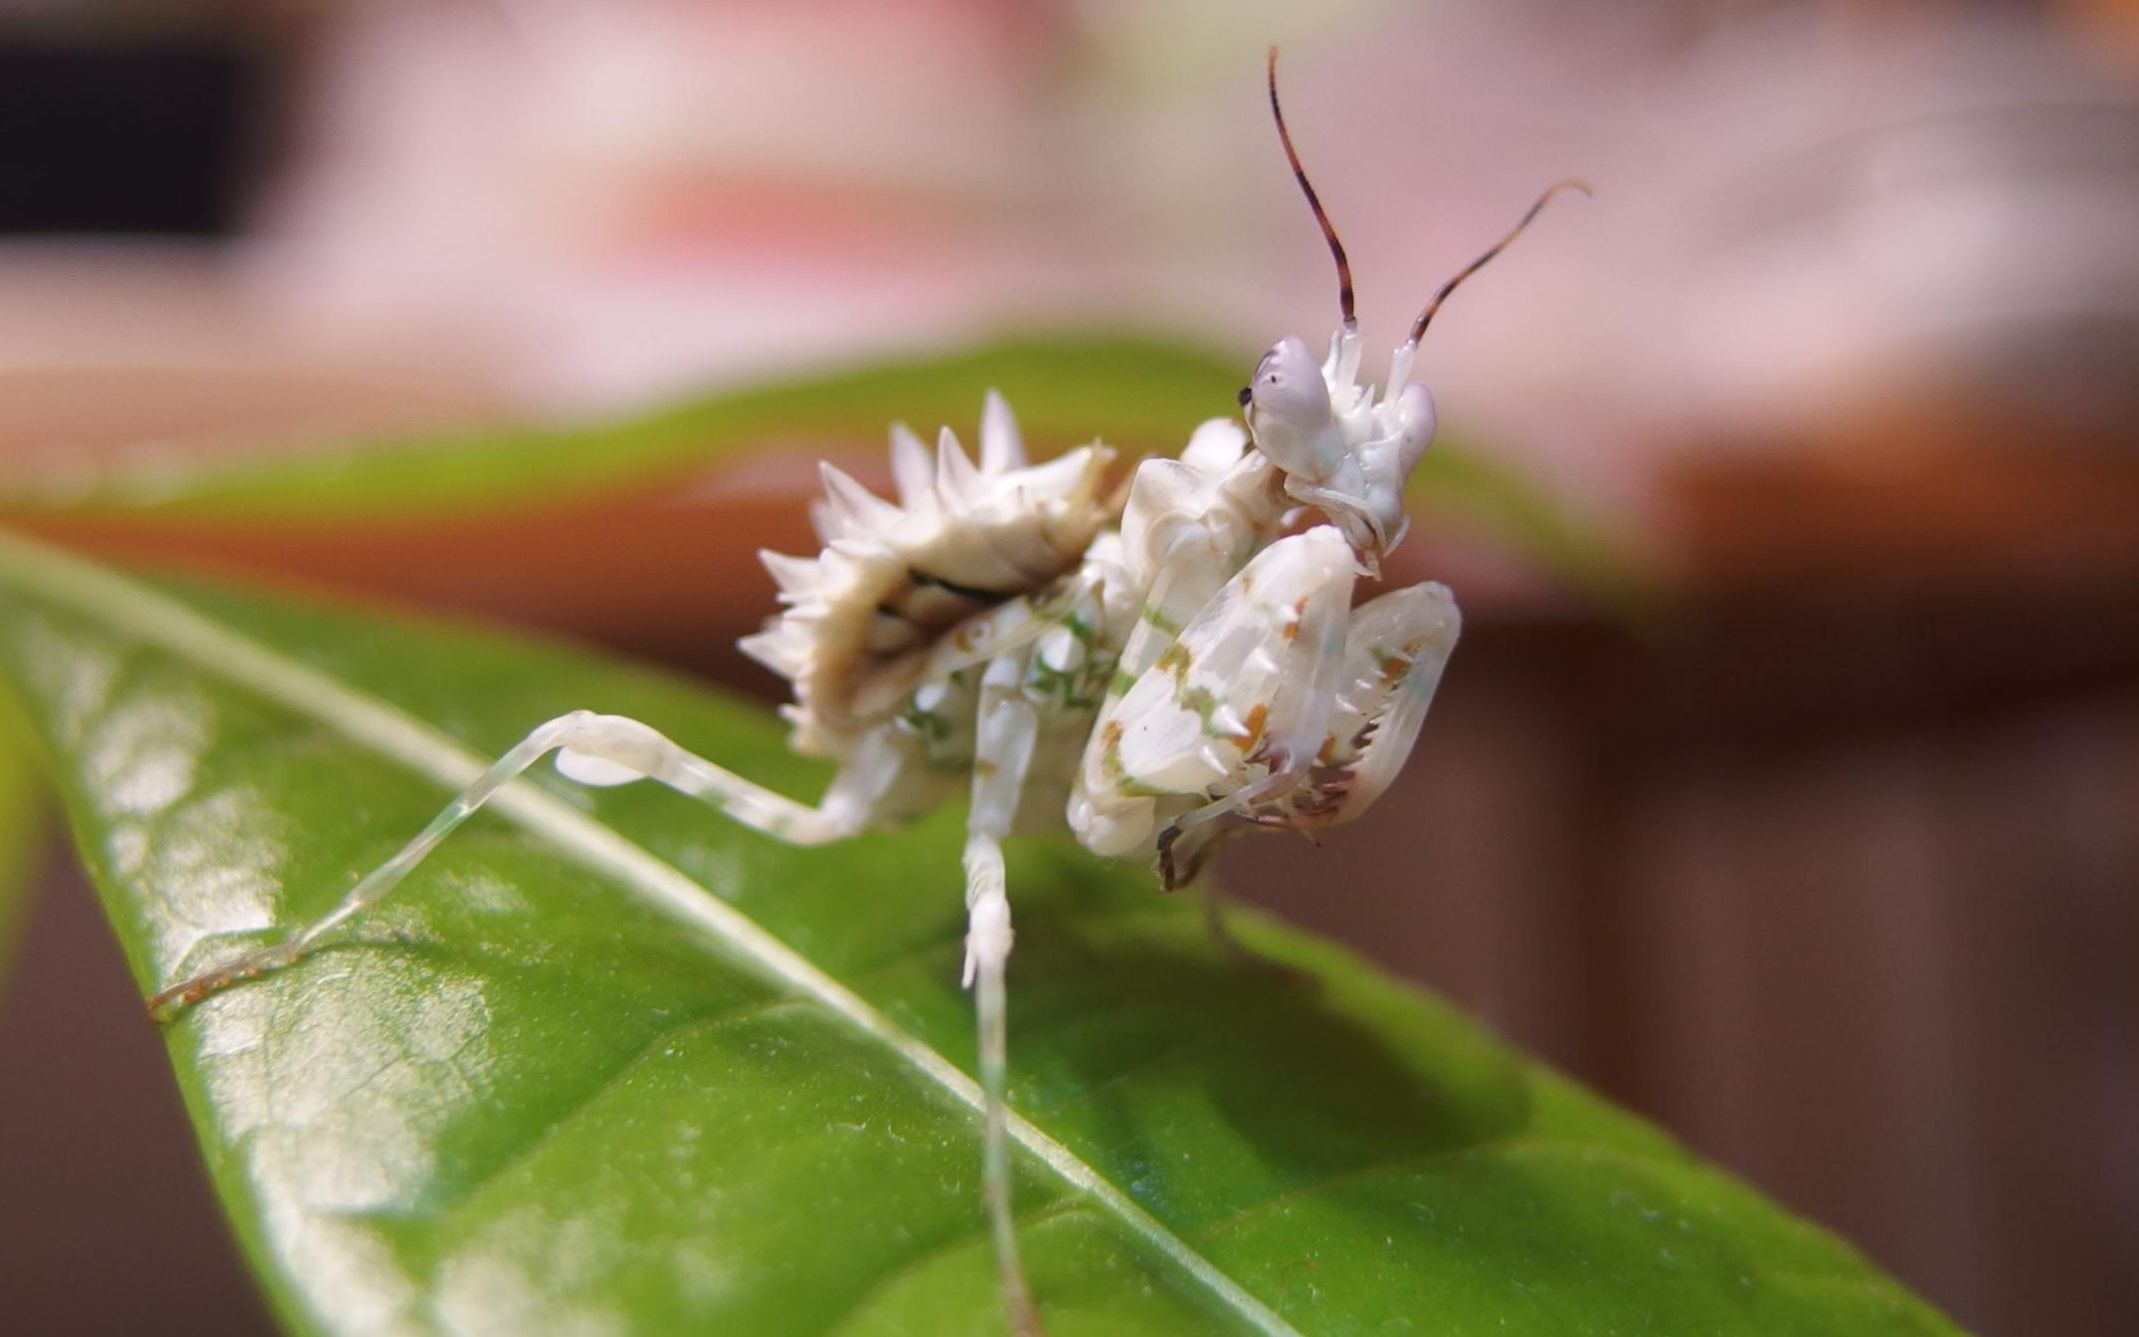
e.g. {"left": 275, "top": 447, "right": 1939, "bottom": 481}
{"left": 0, "top": 335, "right": 1241, "bottom": 522}
{"left": 0, "top": 531, "right": 1952, "bottom": 1337}
{"left": 0, "top": 332, "right": 1637, "bottom": 606}
{"left": 0, "top": 693, "right": 47, "bottom": 987}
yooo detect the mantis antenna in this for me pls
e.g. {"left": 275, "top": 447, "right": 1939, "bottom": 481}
{"left": 1407, "top": 178, "right": 1591, "bottom": 348}
{"left": 1267, "top": 46, "right": 1356, "bottom": 331}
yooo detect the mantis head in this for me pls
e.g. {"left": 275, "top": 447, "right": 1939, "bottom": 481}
{"left": 1243, "top": 329, "right": 1433, "bottom": 570}
{"left": 1248, "top": 47, "right": 1586, "bottom": 575}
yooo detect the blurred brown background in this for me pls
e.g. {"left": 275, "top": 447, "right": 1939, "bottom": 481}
{"left": 2, "top": 1, "right": 2136, "bottom": 1334}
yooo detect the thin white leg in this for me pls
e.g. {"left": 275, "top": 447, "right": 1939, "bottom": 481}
{"left": 148, "top": 710, "right": 867, "bottom": 1017}
{"left": 963, "top": 656, "right": 1046, "bottom": 1336}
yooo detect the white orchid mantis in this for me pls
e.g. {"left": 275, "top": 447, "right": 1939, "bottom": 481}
{"left": 149, "top": 49, "right": 1583, "bottom": 1337}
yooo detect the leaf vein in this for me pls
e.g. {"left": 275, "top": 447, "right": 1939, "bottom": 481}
{"left": 0, "top": 532, "right": 1306, "bottom": 1337}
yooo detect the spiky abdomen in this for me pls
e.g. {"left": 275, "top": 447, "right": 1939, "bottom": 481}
{"left": 740, "top": 397, "right": 1116, "bottom": 759}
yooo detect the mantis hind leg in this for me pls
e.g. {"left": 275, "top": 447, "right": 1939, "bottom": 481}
{"left": 146, "top": 710, "right": 879, "bottom": 1018}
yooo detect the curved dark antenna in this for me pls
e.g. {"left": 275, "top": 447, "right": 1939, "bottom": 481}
{"left": 1408, "top": 178, "right": 1590, "bottom": 347}
{"left": 1267, "top": 46, "right": 1355, "bottom": 330}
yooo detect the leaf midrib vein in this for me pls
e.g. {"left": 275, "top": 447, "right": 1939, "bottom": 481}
{"left": 0, "top": 531, "right": 1304, "bottom": 1337}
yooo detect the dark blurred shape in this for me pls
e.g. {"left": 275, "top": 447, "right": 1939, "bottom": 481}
{"left": 0, "top": 844, "right": 278, "bottom": 1337}
{"left": 0, "top": 31, "right": 264, "bottom": 235}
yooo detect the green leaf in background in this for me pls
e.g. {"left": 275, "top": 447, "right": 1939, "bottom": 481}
{"left": 0, "top": 336, "right": 1243, "bottom": 522}
{"left": 0, "top": 532, "right": 1945, "bottom": 1336}
{"left": 0, "top": 693, "right": 47, "bottom": 989}
{"left": 0, "top": 333, "right": 1637, "bottom": 607}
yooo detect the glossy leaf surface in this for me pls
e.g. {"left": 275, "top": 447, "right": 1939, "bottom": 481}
{"left": 0, "top": 533, "right": 1954, "bottom": 1336}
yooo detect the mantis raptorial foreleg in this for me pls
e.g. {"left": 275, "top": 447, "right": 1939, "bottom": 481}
{"left": 1165, "top": 579, "right": 1462, "bottom": 879}
{"left": 144, "top": 710, "right": 893, "bottom": 1017}
{"left": 1308, "top": 581, "right": 1462, "bottom": 824}
{"left": 1080, "top": 528, "right": 1357, "bottom": 884}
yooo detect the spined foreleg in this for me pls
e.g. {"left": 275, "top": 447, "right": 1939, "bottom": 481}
{"left": 1295, "top": 579, "right": 1461, "bottom": 827}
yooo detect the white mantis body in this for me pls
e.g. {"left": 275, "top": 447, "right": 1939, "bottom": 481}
{"left": 149, "top": 50, "right": 1582, "bottom": 1337}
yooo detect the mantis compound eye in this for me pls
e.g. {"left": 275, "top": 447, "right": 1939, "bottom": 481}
{"left": 1246, "top": 335, "right": 1352, "bottom": 489}
{"left": 1248, "top": 337, "right": 1333, "bottom": 433}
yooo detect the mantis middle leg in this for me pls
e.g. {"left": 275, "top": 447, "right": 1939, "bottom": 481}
{"left": 962, "top": 651, "right": 1048, "bottom": 1336}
